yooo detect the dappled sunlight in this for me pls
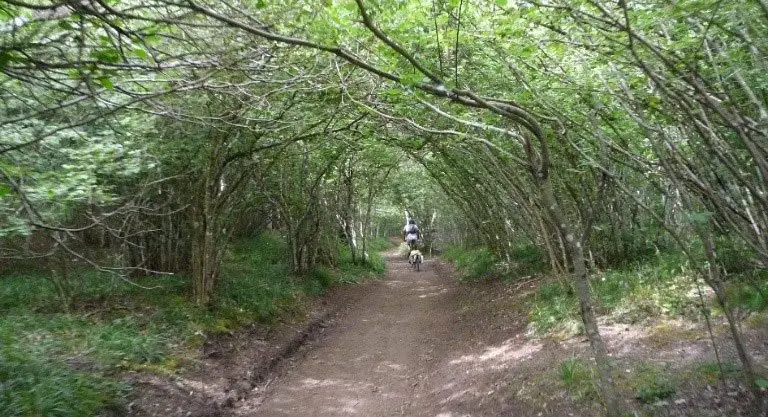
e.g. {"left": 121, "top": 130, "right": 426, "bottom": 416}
{"left": 260, "top": 376, "right": 406, "bottom": 416}
{"left": 442, "top": 386, "right": 481, "bottom": 403}
{"left": 418, "top": 288, "right": 449, "bottom": 298}
{"left": 597, "top": 322, "right": 714, "bottom": 364}
{"left": 374, "top": 360, "right": 406, "bottom": 373}
{"left": 383, "top": 280, "right": 409, "bottom": 288}
{"left": 450, "top": 339, "right": 543, "bottom": 370}
{"left": 414, "top": 285, "right": 444, "bottom": 292}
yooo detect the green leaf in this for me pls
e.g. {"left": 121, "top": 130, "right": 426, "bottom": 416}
{"left": 0, "top": 6, "right": 15, "bottom": 21}
{"left": 68, "top": 68, "right": 82, "bottom": 80}
{"left": 132, "top": 47, "right": 149, "bottom": 61}
{"left": 757, "top": 379, "right": 768, "bottom": 389}
{"left": 256, "top": 0, "right": 266, "bottom": 8}
{"left": 90, "top": 49, "right": 121, "bottom": 64}
{"left": 0, "top": 185, "right": 11, "bottom": 197}
{"left": 0, "top": 51, "right": 23, "bottom": 69}
{"left": 96, "top": 75, "right": 114, "bottom": 90}
{"left": 143, "top": 34, "right": 162, "bottom": 46}
{"left": 400, "top": 71, "right": 423, "bottom": 87}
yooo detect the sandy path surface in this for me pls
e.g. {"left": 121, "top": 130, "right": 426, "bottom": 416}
{"left": 249, "top": 252, "right": 464, "bottom": 416}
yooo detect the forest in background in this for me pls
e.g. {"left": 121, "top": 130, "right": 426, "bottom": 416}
{"left": 1, "top": 0, "right": 767, "bottom": 415}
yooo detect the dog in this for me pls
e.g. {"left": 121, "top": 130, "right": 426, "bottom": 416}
{"left": 408, "top": 249, "right": 424, "bottom": 271}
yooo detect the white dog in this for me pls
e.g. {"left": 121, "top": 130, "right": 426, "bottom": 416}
{"left": 408, "top": 249, "right": 424, "bottom": 271}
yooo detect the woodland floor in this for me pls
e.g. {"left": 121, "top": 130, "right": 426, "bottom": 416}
{"left": 126, "top": 250, "right": 767, "bottom": 417}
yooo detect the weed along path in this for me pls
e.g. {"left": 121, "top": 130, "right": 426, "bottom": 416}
{"left": 242, "top": 251, "right": 465, "bottom": 416}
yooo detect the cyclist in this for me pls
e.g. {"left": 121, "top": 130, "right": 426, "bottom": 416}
{"left": 403, "top": 219, "right": 420, "bottom": 251}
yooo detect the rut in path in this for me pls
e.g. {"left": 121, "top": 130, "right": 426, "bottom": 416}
{"left": 244, "top": 252, "right": 471, "bottom": 417}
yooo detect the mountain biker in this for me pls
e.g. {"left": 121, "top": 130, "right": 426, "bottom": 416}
{"left": 403, "top": 219, "right": 420, "bottom": 250}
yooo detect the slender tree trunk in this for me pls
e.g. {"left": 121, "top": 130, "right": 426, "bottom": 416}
{"left": 50, "top": 248, "right": 72, "bottom": 312}
{"left": 360, "top": 180, "right": 377, "bottom": 262}
{"left": 540, "top": 179, "right": 624, "bottom": 417}
{"left": 191, "top": 214, "right": 219, "bottom": 306}
{"left": 700, "top": 232, "right": 765, "bottom": 413}
{"left": 191, "top": 163, "right": 223, "bottom": 306}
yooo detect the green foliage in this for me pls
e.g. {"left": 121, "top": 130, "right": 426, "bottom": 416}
{"left": 442, "top": 245, "right": 498, "bottom": 281}
{"left": 0, "top": 231, "right": 381, "bottom": 416}
{"left": 0, "top": 325, "right": 126, "bottom": 417}
{"left": 631, "top": 363, "right": 676, "bottom": 403}
{"left": 724, "top": 278, "right": 768, "bottom": 313}
{"left": 0, "top": 268, "right": 58, "bottom": 313}
{"left": 501, "top": 245, "right": 550, "bottom": 277}
{"left": 529, "top": 252, "right": 700, "bottom": 336}
{"left": 335, "top": 240, "right": 386, "bottom": 284}
{"left": 529, "top": 280, "right": 580, "bottom": 336}
{"left": 3, "top": 1, "right": 768, "bottom": 416}
{"left": 216, "top": 233, "right": 296, "bottom": 324}
{"left": 336, "top": 259, "right": 385, "bottom": 284}
{"left": 594, "top": 252, "right": 699, "bottom": 322}
{"left": 366, "top": 237, "right": 393, "bottom": 253}
{"left": 694, "top": 361, "right": 742, "bottom": 384}
{"left": 559, "top": 357, "right": 598, "bottom": 401}
{"left": 85, "top": 318, "right": 169, "bottom": 366}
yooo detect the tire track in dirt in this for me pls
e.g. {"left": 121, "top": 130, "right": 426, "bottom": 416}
{"left": 238, "top": 251, "right": 463, "bottom": 416}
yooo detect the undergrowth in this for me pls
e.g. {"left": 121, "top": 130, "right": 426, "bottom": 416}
{"left": 694, "top": 361, "right": 742, "bottom": 384}
{"left": 0, "top": 231, "right": 386, "bottom": 417}
{"left": 630, "top": 363, "right": 676, "bottom": 403}
{"left": 559, "top": 357, "right": 598, "bottom": 401}
{"left": 529, "top": 252, "right": 706, "bottom": 336}
{"left": 527, "top": 250, "right": 768, "bottom": 337}
{"left": 442, "top": 243, "right": 767, "bottom": 340}
{"left": 442, "top": 244, "right": 549, "bottom": 281}
{"left": 442, "top": 245, "right": 498, "bottom": 281}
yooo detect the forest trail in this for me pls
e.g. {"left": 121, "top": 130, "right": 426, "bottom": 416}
{"left": 240, "top": 251, "right": 491, "bottom": 417}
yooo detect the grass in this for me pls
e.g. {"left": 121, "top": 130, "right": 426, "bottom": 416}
{"left": 528, "top": 252, "right": 706, "bottom": 336}
{"left": 559, "top": 357, "right": 598, "bottom": 401}
{"left": 0, "top": 338, "right": 126, "bottom": 417}
{"left": 441, "top": 243, "right": 549, "bottom": 282}
{"left": 694, "top": 361, "right": 743, "bottom": 384}
{"left": 500, "top": 245, "right": 550, "bottom": 277}
{"left": 335, "top": 237, "right": 387, "bottom": 284}
{"left": 724, "top": 277, "right": 768, "bottom": 314}
{"left": 442, "top": 245, "right": 498, "bottom": 281}
{"left": 528, "top": 280, "right": 581, "bottom": 336}
{"left": 446, "top": 245, "right": 767, "bottom": 340}
{"left": 630, "top": 363, "right": 676, "bottom": 403}
{"left": 0, "top": 231, "right": 386, "bottom": 417}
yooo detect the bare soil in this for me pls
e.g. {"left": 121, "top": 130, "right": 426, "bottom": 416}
{"left": 125, "top": 250, "right": 767, "bottom": 417}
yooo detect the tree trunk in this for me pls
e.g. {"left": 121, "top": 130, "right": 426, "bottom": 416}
{"left": 191, "top": 216, "right": 219, "bottom": 306}
{"left": 540, "top": 179, "right": 624, "bottom": 417}
{"left": 701, "top": 232, "right": 765, "bottom": 414}
{"left": 49, "top": 248, "right": 72, "bottom": 312}
{"left": 191, "top": 163, "right": 222, "bottom": 306}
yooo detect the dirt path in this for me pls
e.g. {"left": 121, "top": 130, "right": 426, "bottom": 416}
{"left": 129, "top": 251, "right": 766, "bottom": 417}
{"left": 240, "top": 251, "right": 467, "bottom": 416}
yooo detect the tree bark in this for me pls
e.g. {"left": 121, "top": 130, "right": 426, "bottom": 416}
{"left": 540, "top": 179, "right": 624, "bottom": 417}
